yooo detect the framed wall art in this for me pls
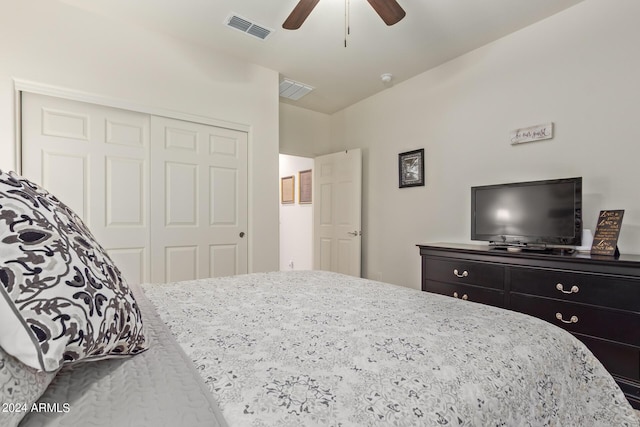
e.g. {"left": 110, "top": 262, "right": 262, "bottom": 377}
{"left": 591, "top": 209, "right": 624, "bottom": 257}
{"left": 398, "top": 148, "right": 424, "bottom": 188}
{"left": 298, "top": 169, "right": 312, "bottom": 204}
{"left": 281, "top": 175, "right": 295, "bottom": 204}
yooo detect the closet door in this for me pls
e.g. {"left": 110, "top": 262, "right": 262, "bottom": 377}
{"left": 21, "top": 93, "right": 249, "bottom": 285}
{"left": 150, "top": 116, "right": 248, "bottom": 282}
{"left": 21, "top": 92, "right": 150, "bottom": 284}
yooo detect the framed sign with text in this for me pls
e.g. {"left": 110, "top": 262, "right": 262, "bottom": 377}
{"left": 591, "top": 210, "right": 624, "bottom": 257}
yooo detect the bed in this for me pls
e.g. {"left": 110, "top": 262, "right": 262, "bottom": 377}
{"left": 9, "top": 271, "right": 638, "bottom": 427}
{"left": 1, "top": 170, "right": 639, "bottom": 426}
{"left": 139, "top": 270, "right": 640, "bottom": 426}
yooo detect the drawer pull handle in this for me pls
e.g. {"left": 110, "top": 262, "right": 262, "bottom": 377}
{"left": 453, "top": 292, "right": 469, "bottom": 301}
{"left": 556, "top": 283, "right": 579, "bottom": 294}
{"left": 453, "top": 269, "right": 468, "bottom": 278}
{"left": 555, "top": 312, "right": 579, "bottom": 324}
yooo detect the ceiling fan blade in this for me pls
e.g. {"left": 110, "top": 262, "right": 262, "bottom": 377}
{"left": 283, "top": 0, "right": 321, "bottom": 30}
{"left": 366, "top": 0, "right": 406, "bottom": 26}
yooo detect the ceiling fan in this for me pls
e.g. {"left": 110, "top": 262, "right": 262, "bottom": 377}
{"left": 282, "top": 0, "right": 406, "bottom": 30}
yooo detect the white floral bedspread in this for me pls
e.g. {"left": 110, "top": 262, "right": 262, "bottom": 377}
{"left": 141, "top": 271, "right": 639, "bottom": 427}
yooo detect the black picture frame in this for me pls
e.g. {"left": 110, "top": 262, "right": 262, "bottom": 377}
{"left": 398, "top": 149, "right": 424, "bottom": 188}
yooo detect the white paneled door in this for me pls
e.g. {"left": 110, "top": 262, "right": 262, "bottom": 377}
{"left": 21, "top": 93, "right": 248, "bottom": 285}
{"left": 150, "top": 116, "right": 248, "bottom": 282}
{"left": 22, "top": 93, "right": 151, "bottom": 285}
{"left": 313, "top": 149, "right": 362, "bottom": 276}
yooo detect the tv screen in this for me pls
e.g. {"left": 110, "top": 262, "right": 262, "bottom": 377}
{"left": 471, "top": 177, "right": 582, "bottom": 247}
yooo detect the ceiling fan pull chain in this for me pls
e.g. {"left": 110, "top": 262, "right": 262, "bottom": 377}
{"left": 344, "top": 0, "right": 350, "bottom": 47}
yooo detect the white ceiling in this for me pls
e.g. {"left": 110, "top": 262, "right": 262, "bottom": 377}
{"left": 57, "top": 0, "right": 584, "bottom": 114}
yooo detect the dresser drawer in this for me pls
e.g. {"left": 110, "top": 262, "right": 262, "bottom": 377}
{"left": 510, "top": 294, "right": 640, "bottom": 347}
{"left": 617, "top": 378, "right": 640, "bottom": 409}
{"left": 511, "top": 267, "right": 640, "bottom": 313}
{"left": 424, "top": 280, "right": 505, "bottom": 308}
{"left": 424, "top": 257, "right": 504, "bottom": 290}
{"left": 575, "top": 334, "right": 640, "bottom": 381}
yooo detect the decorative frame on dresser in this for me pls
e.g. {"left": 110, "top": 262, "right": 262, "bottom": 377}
{"left": 418, "top": 242, "right": 640, "bottom": 409}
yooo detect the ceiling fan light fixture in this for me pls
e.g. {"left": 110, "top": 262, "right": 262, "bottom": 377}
{"left": 283, "top": 0, "right": 405, "bottom": 30}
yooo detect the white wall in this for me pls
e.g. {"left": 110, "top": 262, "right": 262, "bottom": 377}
{"left": 279, "top": 103, "right": 331, "bottom": 158}
{"left": 0, "top": 0, "right": 280, "bottom": 273}
{"left": 329, "top": 0, "right": 640, "bottom": 289}
{"left": 279, "top": 154, "right": 314, "bottom": 271}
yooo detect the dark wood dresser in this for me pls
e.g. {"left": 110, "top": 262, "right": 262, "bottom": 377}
{"left": 418, "top": 242, "right": 640, "bottom": 409}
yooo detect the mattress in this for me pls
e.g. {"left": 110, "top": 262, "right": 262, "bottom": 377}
{"left": 19, "top": 284, "right": 227, "bottom": 427}
{"left": 142, "top": 270, "right": 639, "bottom": 426}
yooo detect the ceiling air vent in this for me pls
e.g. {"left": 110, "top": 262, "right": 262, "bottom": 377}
{"left": 279, "top": 79, "right": 314, "bottom": 101}
{"left": 225, "top": 13, "right": 273, "bottom": 40}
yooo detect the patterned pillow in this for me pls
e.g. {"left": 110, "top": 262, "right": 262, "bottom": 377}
{"left": 0, "top": 170, "right": 148, "bottom": 372}
{"left": 0, "top": 345, "right": 56, "bottom": 427}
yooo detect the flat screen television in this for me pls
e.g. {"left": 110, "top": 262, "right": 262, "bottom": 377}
{"left": 471, "top": 177, "right": 582, "bottom": 248}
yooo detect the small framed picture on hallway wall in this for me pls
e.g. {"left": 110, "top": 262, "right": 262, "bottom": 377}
{"left": 281, "top": 175, "right": 295, "bottom": 204}
{"left": 298, "top": 169, "right": 312, "bottom": 204}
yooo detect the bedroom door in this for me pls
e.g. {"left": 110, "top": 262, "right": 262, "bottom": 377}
{"left": 313, "top": 149, "right": 362, "bottom": 276}
{"left": 149, "top": 116, "right": 248, "bottom": 282}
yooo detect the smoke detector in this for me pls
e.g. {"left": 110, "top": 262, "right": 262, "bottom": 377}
{"left": 381, "top": 73, "right": 393, "bottom": 83}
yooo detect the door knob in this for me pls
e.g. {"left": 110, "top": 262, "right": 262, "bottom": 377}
{"left": 239, "top": 232, "right": 245, "bottom": 238}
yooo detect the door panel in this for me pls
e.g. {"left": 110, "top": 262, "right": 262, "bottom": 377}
{"left": 313, "top": 149, "right": 362, "bottom": 277}
{"left": 150, "top": 116, "right": 248, "bottom": 282}
{"left": 165, "top": 162, "right": 199, "bottom": 226}
{"left": 108, "top": 248, "right": 146, "bottom": 285}
{"left": 42, "top": 152, "right": 88, "bottom": 220}
{"left": 106, "top": 157, "right": 144, "bottom": 226}
{"left": 210, "top": 244, "right": 238, "bottom": 278}
{"left": 210, "top": 166, "right": 238, "bottom": 225}
{"left": 165, "top": 245, "right": 199, "bottom": 282}
{"left": 41, "top": 107, "right": 89, "bottom": 140}
{"left": 22, "top": 93, "right": 150, "bottom": 285}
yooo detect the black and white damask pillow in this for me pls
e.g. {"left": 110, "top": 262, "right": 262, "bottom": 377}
{"left": 0, "top": 170, "right": 148, "bottom": 372}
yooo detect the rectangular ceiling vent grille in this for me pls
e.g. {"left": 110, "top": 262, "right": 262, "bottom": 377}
{"left": 225, "top": 13, "right": 273, "bottom": 40}
{"left": 279, "top": 79, "right": 314, "bottom": 101}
